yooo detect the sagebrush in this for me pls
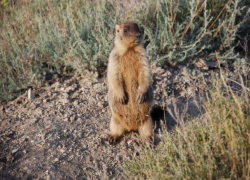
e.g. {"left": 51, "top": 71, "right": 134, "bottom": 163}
{"left": 0, "top": 0, "right": 249, "bottom": 102}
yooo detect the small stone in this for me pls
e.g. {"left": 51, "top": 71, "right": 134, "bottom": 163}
{"left": 6, "top": 153, "right": 14, "bottom": 163}
{"left": 70, "top": 115, "right": 77, "bottom": 122}
{"left": 28, "top": 88, "right": 35, "bottom": 100}
{"left": 165, "top": 70, "right": 172, "bottom": 76}
{"left": 153, "top": 67, "right": 165, "bottom": 75}
{"left": 125, "top": 155, "right": 132, "bottom": 160}
{"left": 161, "top": 83, "right": 167, "bottom": 89}
{"left": 54, "top": 158, "right": 59, "bottom": 162}
{"left": 73, "top": 100, "right": 79, "bottom": 106}
{"left": 97, "top": 102, "right": 104, "bottom": 108}
{"left": 63, "top": 117, "right": 69, "bottom": 122}
{"left": 94, "top": 72, "right": 99, "bottom": 78}
{"left": 11, "top": 148, "right": 19, "bottom": 154}
{"left": 127, "top": 140, "right": 133, "bottom": 145}
{"left": 61, "top": 98, "right": 70, "bottom": 105}
{"left": 186, "top": 87, "right": 194, "bottom": 98}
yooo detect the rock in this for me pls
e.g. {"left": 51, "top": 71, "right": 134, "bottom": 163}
{"left": 161, "top": 83, "right": 167, "bottom": 89}
{"left": 194, "top": 58, "right": 218, "bottom": 69}
{"left": 11, "top": 148, "right": 19, "bottom": 154}
{"left": 28, "top": 88, "right": 35, "bottom": 100}
{"left": 73, "top": 100, "right": 79, "bottom": 106}
{"left": 153, "top": 67, "right": 165, "bottom": 75}
{"left": 63, "top": 117, "right": 70, "bottom": 122}
{"left": 97, "top": 102, "right": 104, "bottom": 108}
{"left": 60, "top": 98, "right": 70, "bottom": 105}
{"left": 70, "top": 115, "right": 77, "bottom": 122}
{"left": 186, "top": 87, "right": 194, "bottom": 98}
{"left": 65, "top": 85, "right": 77, "bottom": 93}
{"left": 6, "top": 153, "right": 14, "bottom": 163}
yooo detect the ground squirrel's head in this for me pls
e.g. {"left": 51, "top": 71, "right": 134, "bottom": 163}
{"left": 114, "top": 22, "right": 144, "bottom": 53}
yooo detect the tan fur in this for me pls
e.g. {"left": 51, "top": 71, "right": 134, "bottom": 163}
{"left": 107, "top": 22, "right": 153, "bottom": 144}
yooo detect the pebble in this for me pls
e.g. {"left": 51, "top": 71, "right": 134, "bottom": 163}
{"left": 70, "top": 115, "right": 77, "bottom": 122}
{"left": 6, "top": 153, "right": 14, "bottom": 163}
{"left": 97, "top": 102, "right": 104, "bottom": 108}
{"left": 153, "top": 67, "right": 165, "bottom": 75}
{"left": 73, "top": 100, "right": 79, "bottom": 106}
{"left": 11, "top": 148, "right": 19, "bottom": 154}
{"left": 61, "top": 98, "right": 70, "bottom": 105}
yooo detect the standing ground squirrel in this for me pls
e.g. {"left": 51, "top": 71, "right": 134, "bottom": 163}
{"left": 107, "top": 22, "right": 153, "bottom": 144}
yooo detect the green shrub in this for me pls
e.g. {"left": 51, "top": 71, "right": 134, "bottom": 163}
{"left": 0, "top": 0, "right": 249, "bottom": 102}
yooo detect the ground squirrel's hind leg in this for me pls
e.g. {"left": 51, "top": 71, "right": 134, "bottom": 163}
{"left": 108, "top": 116, "right": 125, "bottom": 145}
{"left": 139, "top": 116, "right": 153, "bottom": 144}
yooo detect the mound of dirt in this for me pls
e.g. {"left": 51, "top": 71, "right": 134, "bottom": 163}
{"left": 0, "top": 65, "right": 208, "bottom": 179}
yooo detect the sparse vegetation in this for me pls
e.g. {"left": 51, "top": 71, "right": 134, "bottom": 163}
{"left": 0, "top": 0, "right": 249, "bottom": 102}
{"left": 122, "top": 69, "right": 250, "bottom": 179}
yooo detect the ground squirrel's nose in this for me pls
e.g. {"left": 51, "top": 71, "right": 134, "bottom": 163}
{"left": 137, "top": 34, "right": 141, "bottom": 39}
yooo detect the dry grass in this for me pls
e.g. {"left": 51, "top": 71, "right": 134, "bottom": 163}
{"left": 122, "top": 69, "right": 250, "bottom": 179}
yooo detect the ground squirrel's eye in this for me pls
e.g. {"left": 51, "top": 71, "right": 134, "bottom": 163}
{"left": 124, "top": 29, "right": 128, "bottom": 33}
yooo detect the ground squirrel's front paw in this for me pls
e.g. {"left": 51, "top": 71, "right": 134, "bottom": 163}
{"left": 117, "top": 94, "right": 127, "bottom": 104}
{"left": 108, "top": 135, "right": 120, "bottom": 145}
{"left": 137, "top": 91, "right": 147, "bottom": 104}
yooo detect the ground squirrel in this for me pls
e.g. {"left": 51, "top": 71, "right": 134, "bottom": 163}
{"left": 107, "top": 22, "right": 153, "bottom": 144}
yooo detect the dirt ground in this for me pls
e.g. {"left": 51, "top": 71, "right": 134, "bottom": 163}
{"left": 0, "top": 64, "right": 229, "bottom": 179}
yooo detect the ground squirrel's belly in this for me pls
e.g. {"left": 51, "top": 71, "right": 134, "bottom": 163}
{"left": 108, "top": 82, "right": 153, "bottom": 131}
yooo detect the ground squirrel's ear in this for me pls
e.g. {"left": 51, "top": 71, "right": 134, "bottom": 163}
{"left": 115, "top": 25, "right": 120, "bottom": 33}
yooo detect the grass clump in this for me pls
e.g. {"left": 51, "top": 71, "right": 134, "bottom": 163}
{"left": 122, "top": 73, "right": 250, "bottom": 179}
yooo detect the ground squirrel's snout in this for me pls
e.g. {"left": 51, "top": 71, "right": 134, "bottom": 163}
{"left": 134, "top": 33, "right": 141, "bottom": 44}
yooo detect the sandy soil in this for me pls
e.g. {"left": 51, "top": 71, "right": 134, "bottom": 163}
{"left": 0, "top": 65, "right": 216, "bottom": 179}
